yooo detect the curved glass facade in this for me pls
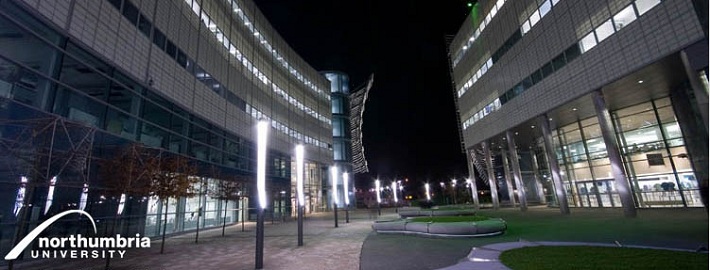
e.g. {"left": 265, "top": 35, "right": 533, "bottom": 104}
{"left": 0, "top": 0, "right": 333, "bottom": 257}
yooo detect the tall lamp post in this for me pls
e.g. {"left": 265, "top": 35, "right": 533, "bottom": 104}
{"left": 398, "top": 180, "right": 403, "bottom": 206}
{"left": 439, "top": 182, "right": 446, "bottom": 205}
{"left": 295, "top": 144, "right": 305, "bottom": 246}
{"left": 451, "top": 179, "right": 458, "bottom": 205}
{"left": 392, "top": 181, "right": 398, "bottom": 213}
{"left": 343, "top": 172, "right": 350, "bottom": 223}
{"left": 425, "top": 183, "right": 431, "bottom": 202}
{"left": 375, "top": 179, "right": 381, "bottom": 216}
{"left": 331, "top": 166, "right": 339, "bottom": 228}
{"left": 255, "top": 120, "right": 268, "bottom": 269}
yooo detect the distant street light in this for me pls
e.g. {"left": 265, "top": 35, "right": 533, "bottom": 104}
{"left": 425, "top": 183, "right": 431, "bottom": 201}
{"left": 375, "top": 179, "right": 381, "bottom": 216}
{"left": 343, "top": 172, "right": 350, "bottom": 223}
{"left": 451, "top": 179, "right": 458, "bottom": 205}
{"left": 331, "top": 166, "right": 339, "bottom": 228}
{"left": 295, "top": 144, "right": 304, "bottom": 246}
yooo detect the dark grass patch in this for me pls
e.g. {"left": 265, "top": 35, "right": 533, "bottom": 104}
{"left": 410, "top": 215, "right": 490, "bottom": 223}
{"left": 500, "top": 246, "right": 708, "bottom": 270}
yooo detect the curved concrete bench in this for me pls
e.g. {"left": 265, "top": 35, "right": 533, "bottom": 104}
{"left": 399, "top": 209, "right": 477, "bottom": 218}
{"left": 372, "top": 218, "right": 506, "bottom": 237}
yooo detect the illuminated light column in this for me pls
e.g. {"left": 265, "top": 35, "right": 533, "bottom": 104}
{"left": 392, "top": 181, "right": 398, "bottom": 213}
{"left": 255, "top": 120, "right": 268, "bottom": 269}
{"left": 343, "top": 172, "right": 350, "bottom": 223}
{"left": 79, "top": 183, "right": 89, "bottom": 211}
{"left": 425, "top": 183, "right": 431, "bottom": 201}
{"left": 375, "top": 179, "right": 381, "bottom": 216}
{"left": 295, "top": 144, "right": 305, "bottom": 246}
{"left": 451, "top": 179, "right": 459, "bottom": 205}
{"left": 44, "top": 176, "right": 57, "bottom": 214}
{"left": 13, "top": 176, "right": 28, "bottom": 216}
{"left": 331, "top": 166, "right": 339, "bottom": 228}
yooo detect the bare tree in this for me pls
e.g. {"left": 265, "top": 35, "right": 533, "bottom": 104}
{"left": 147, "top": 153, "right": 198, "bottom": 254}
{"left": 211, "top": 174, "right": 243, "bottom": 236}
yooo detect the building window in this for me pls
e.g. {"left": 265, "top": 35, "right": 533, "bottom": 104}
{"left": 595, "top": 19, "right": 615, "bottom": 42}
{"left": 613, "top": 5, "right": 637, "bottom": 31}
{"left": 579, "top": 32, "right": 597, "bottom": 53}
{"left": 635, "top": 0, "right": 661, "bottom": 16}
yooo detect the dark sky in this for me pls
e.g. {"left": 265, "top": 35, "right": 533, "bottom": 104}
{"left": 255, "top": 1, "right": 474, "bottom": 188}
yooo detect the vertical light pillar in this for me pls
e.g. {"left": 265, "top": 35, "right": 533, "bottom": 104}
{"left": 375, "top": 179, "right": 381, "bottom": 216}
{"left": 425, "top": 183, "right": 431, "bottom": 201}
{"left": 392, "top": 181, "right": 398, "bottom": 213}
{"left": 506, "top": 130, "right": 528, "bottom": 211}
{"left": 451, "top": 179, "right": 457, "bottom": 205}
{"left": 538, "top": 115, "right": 570, "bottom": 215}
{"left": 482, "top": 142, "right": 500, "bottom": 210}
{"left": 591, "top": 91, "right": 637, "bottom": 217}
{"left": 331, "top": 166, "right": 339, "bottom": 227}
{"left": 255, "top": 120, "right": 268, "bottom": 269}
{"left": 343, "top": 172, "right": 350, "bottom": 223}
{"left": 295, "top": 144, "right": 304, "bottom": 246}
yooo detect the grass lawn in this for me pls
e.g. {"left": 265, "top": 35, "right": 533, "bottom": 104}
{"left": 409, "top": 215, "right": 490, "bottom": 223}
{"left": 500, "top": 246, "right": 709, "bottom": 270}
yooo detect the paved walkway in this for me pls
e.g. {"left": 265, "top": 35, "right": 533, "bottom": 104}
{"left": 12, "top": 209, "right": 383, "bottom": 270}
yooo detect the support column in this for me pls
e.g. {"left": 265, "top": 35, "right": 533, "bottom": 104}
{"left": 670, "top": 82, "right": 709, "bottom": 209}
{"left": 482, "top": 142, "right": 500, "bottom": 210}
{"left": 467, "top": 148, "right": 480, "bottom": 210}
{"left": 500, "top": 147, "right": 517, "bottom": 206}
{"left": 530, "top": 149, "right": 547, "bottom": 204}
{"left": 591, "top": 90, "right": 637, "bottom": 217}
{"left": 506, "top": 131, "right": 528, "bottom": 211}
{"left": 538, "top": 115, "right": 570, "bottom": 215}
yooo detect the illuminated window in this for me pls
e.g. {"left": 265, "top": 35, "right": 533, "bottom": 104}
{"left": 613, "top": 5, "right": 637, "bottom": 30}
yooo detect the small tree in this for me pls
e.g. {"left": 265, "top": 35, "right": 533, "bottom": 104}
{"left": 147, "top": 153, "right": 198, "bottom": 254}
{"left": 99, "top": 143, "right": 153, "bottom": 269}
{"left": 211, "top": 175, "right": 243, "bottom": 236}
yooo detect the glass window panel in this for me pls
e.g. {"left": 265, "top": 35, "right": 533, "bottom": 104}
{"left": 595, "top": 19, "right": 615, "bottom": 42}
{"left": 53, "top": 87, "right": 105, "bottom": 127}
{"left": 521, "top": 20, "right": 531, "bottom": 35}
{"left": 529, "top": 10, "right": 541, "bottom": 27}
{"left": 153, "top": 29, "right": 166, "bottom": 49}
{"left": 551, "top": 53, "right": 566, "bottom": 70}
{"left": 0, "top": 16, "right": 60, "bottom": 80}
{"left": 635, "top": 0, "right": 661, "bottom": 16}
{"left": 564, "top": 44, "right": 581, "bottom": 61}
{"left": 0, "top": 59, "right": 53, "bottom": 108}
{"left": 121, "top": 0, "right": 139, "bottom": 25}
{"left": 663, "top": 122, "right": 682, "bottom": 139}
{"left": 579, "top": 32, "right": 597, "bottom": 53}
{"left": 137, "top": 14, "right": 151, "bottom": 37}
{"left": 539, "top": 1, "right": 552, "bottom": 17}
{"left": 656, "top": 106, "right": 676, "bottom": 124}
{"left": 106, "top": 108, "right": 137, "bottom": 140}
{"left": 166, "top": 40, "right": 177, "bottom": 59}
{"left": 613, "top": 5, "right": 637, "bottom": 30}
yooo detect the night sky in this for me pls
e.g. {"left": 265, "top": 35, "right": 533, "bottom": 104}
{"left": 255, "top": 1, "right": 475, "bottom": 189}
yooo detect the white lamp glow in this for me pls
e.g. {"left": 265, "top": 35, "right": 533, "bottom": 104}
{"left": 44, "top": 176, "right": 57, "bottom": 214}
{"left": 392, "top": 181, "right": 398, "bottom": 203}
{"left": 331, "top": 166, "right": 339, "bottom": 206}
{"left": 375, "top": 179, "right": 381, "bottom": 203}
{"left": 343, "top": 172, "right": 349, "bottom": 205}
{"left": 295, "top": 144, "right": 305, "bottom": 207}
{"left": 425, "top": 183, "right": 431, "bottom": 201}
{"left": 257, "top": 120, "right": 269, "bottom": 209}
{"left": 79, "top": 183, "right": 89, "bottom": 211}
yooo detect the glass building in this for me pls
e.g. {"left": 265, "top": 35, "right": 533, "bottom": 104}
{"left": 323, "top": 71, "right": 352, "bottom": 209}
{"left": 0, "top": 0, "right": 334, "bottom": 257}
{"left": 449, "top": 0, "right": 708, "bottom": 214}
